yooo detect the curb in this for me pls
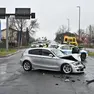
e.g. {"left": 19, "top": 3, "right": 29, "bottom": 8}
{"left": 0, "top": 50, "right": 20, "bottom": 58}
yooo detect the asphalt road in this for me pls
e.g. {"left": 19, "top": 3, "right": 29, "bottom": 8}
{"left": 0, "top": 50, "right": 94, "bottom": 94}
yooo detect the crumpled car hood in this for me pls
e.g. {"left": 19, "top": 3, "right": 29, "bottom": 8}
{"left": 60, "top": 54, "right": 81, "bottom": 62}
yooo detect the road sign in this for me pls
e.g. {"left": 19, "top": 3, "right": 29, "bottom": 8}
{"left": 15, "top": 8, "right": 31, "bottom": 19}
{"left": 0, "top": 8, "right": 6, "bottom": 19}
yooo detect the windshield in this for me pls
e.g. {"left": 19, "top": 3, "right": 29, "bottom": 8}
{"left": 51, "top": 49, "right": 64, "bottom": 57}
{"left": 49, "top": 44, "right": 59, "bottom": 48}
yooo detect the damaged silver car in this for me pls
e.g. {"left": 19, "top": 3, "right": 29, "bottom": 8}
{"left": 20, "top": 48, "right": 85, "bottom": 74}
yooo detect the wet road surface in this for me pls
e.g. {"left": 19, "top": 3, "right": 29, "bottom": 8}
{"left": 0, "top": 51, "right": 94, "bottom": 94}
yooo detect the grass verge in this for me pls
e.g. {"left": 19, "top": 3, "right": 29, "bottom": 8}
{"left": 88, "top": 52, "right": 94, "bottom": 56}
{"left": 0, "top": 49, "right": 17, "bottom": 56}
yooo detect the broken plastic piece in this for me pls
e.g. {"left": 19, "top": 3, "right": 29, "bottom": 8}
{"left": 65, "top": 79, "right": 70, "bottom": 82}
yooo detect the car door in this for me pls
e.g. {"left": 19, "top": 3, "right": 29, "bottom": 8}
{"left": 40, "top": 49, "right": 59, "bottom": 70}
{"left": 28, "top": 49, "right": 43, "bottom": 68}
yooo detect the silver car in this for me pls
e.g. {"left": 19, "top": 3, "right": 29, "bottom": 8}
{"left": 20, "top": 48, "right": 85, "bottom": 74}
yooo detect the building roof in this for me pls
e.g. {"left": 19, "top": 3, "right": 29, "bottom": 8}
{"left": 1, "top": 27, "right": 18, "bottom": 32}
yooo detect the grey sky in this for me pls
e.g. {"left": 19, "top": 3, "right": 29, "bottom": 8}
{"left": 0, "top": 0, "right": 94, "bottom": 40}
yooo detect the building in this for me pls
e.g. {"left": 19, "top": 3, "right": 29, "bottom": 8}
{"left": 1, "top": 28, "right": 18, "bottom": 42}
{"left": 1, "top": 28, "right": 27, "bottom": 46}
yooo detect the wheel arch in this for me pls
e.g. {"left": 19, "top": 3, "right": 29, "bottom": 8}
{"left": 22, "top": 60, "right": 32, "bottom": 66}
{"left": 81, "top": 52, "right": 86, "bottom": 54}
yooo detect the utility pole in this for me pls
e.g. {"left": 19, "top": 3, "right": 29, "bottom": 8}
{"left": 0, "top": 20, "right": 1, "bottom": 41}
{"left": 77, "top": 6, "right": 81, "bottom": 40}
{"left": 6, "top": 16, "right": 9, "bottom": 51}
{"left": 67, "top": 18, "right": 70, "bottom": 32}
{"left": 20, "top": 19, "right": 23, "bottom": 46}
{"left": 26, "top": 27, "right": 29, "bottom": 45}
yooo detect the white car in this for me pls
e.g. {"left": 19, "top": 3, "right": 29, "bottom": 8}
{"left": 20, "top": 48, "right": 85, "bottom": 74}
{"left": 49, "top": 44, "right": 81, "bottom": 62}
{"left": 58, "top": 44, "right": 88, "bottom": 61}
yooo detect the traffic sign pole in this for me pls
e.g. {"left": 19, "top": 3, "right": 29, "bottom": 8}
{"left": 6, "top": 16, "right": 9, "bottom": 51}
{"left": 0, "top": 20, "right": 1, "bottom": 41}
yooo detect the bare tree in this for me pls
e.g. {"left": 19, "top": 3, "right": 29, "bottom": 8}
{"left": 55, "top": 25, "right": 72, "bottom": 43}
{"left": 9, "top": 16, "right": 39, "bottom": 46}
{"left": 86, "top": 25, "right": 94, "bottom": 43}
{"left": 9, "top": 16, "right": 27, "bottom": 31}
{"left": 79, "top": 29, "right": 85, "bottom": 38}
{"left": 28, "top": 19, "right": 39, "bottom": 34}
{"left": 56, "top": 25, "right": 67, "bottom": 35}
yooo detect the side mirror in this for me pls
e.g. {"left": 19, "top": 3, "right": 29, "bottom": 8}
{"left": 49, "top": 54, "right": 54, "bottom": 57}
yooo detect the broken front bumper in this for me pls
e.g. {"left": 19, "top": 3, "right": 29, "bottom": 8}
{"left": 72, "top": 64, "right": 85, "bottom": 73}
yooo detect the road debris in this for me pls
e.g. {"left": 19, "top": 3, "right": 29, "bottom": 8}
{"left": 86, "top": 79, "right": 94, "bottom": 85}
{"left": 43, "top": 73, "right": 45, "bottom": 75}
{"left": 64, "top": 79, "right": 70, "bottom": 82}
{"left": 71, "top": 80, "right": 75, "bottom": 82}
{"left": 77, "top": 79, "right": 80, "bottom": 81}
{"left": 55, "top": 83, "right": 59, "bottom": 85}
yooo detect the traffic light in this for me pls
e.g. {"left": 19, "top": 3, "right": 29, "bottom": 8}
{"left": 31, "top": 13, "right": 35, "bottom": 18}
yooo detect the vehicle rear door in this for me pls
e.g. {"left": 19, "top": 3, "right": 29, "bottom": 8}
{"left": 28, "top": 49, "right": 42, "bottom": 68}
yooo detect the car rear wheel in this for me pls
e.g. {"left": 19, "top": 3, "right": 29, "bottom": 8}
{"left": 61, "top": 64, "right": 72, "bottom": 74}
{"left": 81, "top": 53, "right": 86, "bottom": 61}
{"left": 23, "top": 61, "right": 32, "bottom": 71}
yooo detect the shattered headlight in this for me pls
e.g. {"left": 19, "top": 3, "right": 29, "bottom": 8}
{"left": 72, "top": 62, "right": 81, "bottom": 66}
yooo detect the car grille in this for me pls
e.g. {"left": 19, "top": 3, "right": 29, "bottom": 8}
{"left": 80, "top": 68, "right": 84, "bottom": 71}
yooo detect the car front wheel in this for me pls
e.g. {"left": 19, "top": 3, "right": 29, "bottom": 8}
{"left": 61, "top": 64, "right": 72, "bottom": 74}
{"left": 23, "top": 61, "right": 32, "bottom": 71}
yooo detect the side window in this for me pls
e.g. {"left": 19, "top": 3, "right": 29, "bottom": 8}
{"left": 60, "top": 46, "right": 66, "bottom": 49}
{"left": 42, "top": 49, "right": 53, "bottom": 56}
{"left": 60, "top": 46, "right": 70, "bottom": 50}
{"left": 28, "top": 49, "right": 42, "bottom": 55}
{"left": 65, "top": 38, "right": 68, "bottom": 42}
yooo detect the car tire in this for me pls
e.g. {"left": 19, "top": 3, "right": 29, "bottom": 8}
{"left": 61, "top": 64, "right": 72, "bottom": 74}
{"left": 23, "top": 61, "right": 32, "bottom": 71}
{"left": 81, "top": 53, "right": 86, "bottom": 61}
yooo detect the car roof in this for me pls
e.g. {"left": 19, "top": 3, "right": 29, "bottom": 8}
{"left": 58, "top": 44, "right": 68, "bottom": 47}
{"left": 26, "top": 47, "right": 56, "bottom": 51}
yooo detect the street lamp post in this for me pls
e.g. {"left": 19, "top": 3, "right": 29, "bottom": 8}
{"left": 77, "top": 6, "right": 81, "bottom": 40}
{"left": 67, "top": 18, "right": 70, "bottom": 32}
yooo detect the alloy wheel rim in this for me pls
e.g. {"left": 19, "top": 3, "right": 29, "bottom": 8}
{"left": 24, "top": 62, "right": 30, "bottom": 70}
{"left": 63, "top": 64, "right": 71, "bottom": 73}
